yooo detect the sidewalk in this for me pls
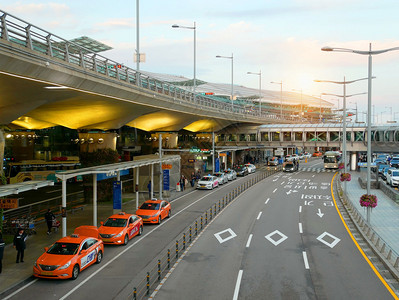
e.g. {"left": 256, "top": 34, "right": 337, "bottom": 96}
{"left": 0, "top": 186, "right": 196, "bottom": 296}
{"left": 342, "top": 169, "right": 399, "bottom": 254}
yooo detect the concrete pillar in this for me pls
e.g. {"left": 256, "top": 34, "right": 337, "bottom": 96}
{"left": 93, "top": 174, "right": 97, "bottom": 227}
{"left": 0, "top": 130, "right": 4, "bottom": 175}
{"left": 62, "top": 179, "right": 67, "bottom": 237}
{"left": 351, "top": 152, "right": 357, "bottom": 171}
{"left": 135, "top": 168, "right": 139, "bottom": 210}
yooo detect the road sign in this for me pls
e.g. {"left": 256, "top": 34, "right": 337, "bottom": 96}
{"left": 0, "top": 198, "right": 18, "bottom": 209}
{"left": 162, "top": 164, "right": 172, "bottom": 170}
{"left": 163, "top": 170, "right": 170, "bottom": 191}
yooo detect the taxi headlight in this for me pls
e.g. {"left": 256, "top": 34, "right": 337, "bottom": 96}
{"left": 115, "top": 232, "right": 123, "bottom": 238}
{"left": 59, "top": 261, "right": 71, "bottom": 270}
{"left": 34, "top": 261, "right": 37, "bottom": 267}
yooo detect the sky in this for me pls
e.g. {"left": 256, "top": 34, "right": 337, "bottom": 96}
{"left": 2, "top": 0, "right": 399, "bottom": 123}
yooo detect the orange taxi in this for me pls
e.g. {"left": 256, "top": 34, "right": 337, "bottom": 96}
{"left": 135, "top": 199, "right": 171, "bottom": 224}
{"left": 98, "top": 212, "right": 143, "bottom": 245}
{"left": 33, "top": 226, "right": 104, "bottom": 280}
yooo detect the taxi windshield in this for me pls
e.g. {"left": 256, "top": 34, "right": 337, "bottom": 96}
{"left": 140, "top": 202, "right": 160, "bottom": 210}
{"left": 47, "top": 242, "right": 79, "bottom": 255}
{"left": 200, "top": 176, "right": 213, "bottom": 181}
{"left": 104, "top": 218, "right": 127, "bottom": 227}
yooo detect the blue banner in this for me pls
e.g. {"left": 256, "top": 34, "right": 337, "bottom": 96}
{"left": 113, "top": 181, "right": 122, "bottom": 209}
{"left": 163, "top": 170, "right": 170, "bottom": 191}
{"left": 215, "top": 158, "right": 220, "bottom": 172}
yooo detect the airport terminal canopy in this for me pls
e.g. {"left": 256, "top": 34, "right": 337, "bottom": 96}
{"left": 54, "top": 36, "right": 113, "bottom": 54}
{"left": 0, "top": 180, "right": 54, "bottom": 197}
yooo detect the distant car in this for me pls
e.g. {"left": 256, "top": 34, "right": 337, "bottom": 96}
{"left": 234, "top": 166, "right": 249, "bottom": 176}
{"left": 382, "top": 167, "right": 395, "bottom": 181}
{"left": 285, "top": 155, "right": 293, "bottom": 161}
{"left": 303, "top": 152, "right": 312, "bottom": 158}
{"left": 283, "top": 161, "right": 298, "bottom": 172}
{"left": 224, "top": 169, "right": 237, "bottom": 181}
{"left": 245, "top": 163, "right": 256, "bottom": 173}
{"left": 298, "top": 153, "right": 305, "bottom": 160}
{"left": 196, "top": 175, "right": 219, "bottom": 190}
{"left": 98, "top": 212, "right": 143, "bottom": 245}
{"left": 313, "top": 151, "right": 323, "bottom": 157}
{"left": 378, "top": 164, "right": 390, "bottom": 176}
{"left": 291, "top": 154, "right": 299, "bottom": 161}
{"left": 33, "top": 226, "right": 104, "bottom": 280}
{"left": 386, "top": 169, "right": 399, "bottom": 187}
{"left": 267, "top": 157, "right": 279, "bottom": 166}
{"left": 135, "top": 199, "right": 171, "bottom": 224}
{"left": 213, "top": 172, "right": 228, "bottom": 184}
{"left": 390, "top": 159, "right": 399, "bottom": 168}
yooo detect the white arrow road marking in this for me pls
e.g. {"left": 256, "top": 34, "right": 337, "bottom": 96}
{"left": 317, "top": 209, "right": 324, "bottom": 218}
{"left": 214, "top": 228, "right": 237, "bottom": 244}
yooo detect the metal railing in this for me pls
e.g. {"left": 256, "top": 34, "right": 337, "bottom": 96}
{"left": 129, "top": 167, "right": 282, "bottom": 299}
{"left": 0, "top": 10, "right": 300, "bottom": 122}
{"left": 337, "top": 179, "right": 399, "bottom": 278}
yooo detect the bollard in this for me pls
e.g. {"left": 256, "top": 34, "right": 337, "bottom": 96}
{"left": 201, "top": 215, "right": 203, "bottom": 230}
{"left": 189, "top": 226, "right": 192, "bottom": 243}
{"left": 205, "top": 211, "right": 208, "bottom": 224}
{"left": 133, "top": 287, "right": 137, "bottom": 300}
{"left": 210, "top": 208, "right": 213, "bottom": 220}
{"left": 146, "top": 272, "right": 150, "bottom": 295}
{"left": 158, "top": 259, "right": 161, "bottom": 281}
{"left": 219, "top": 200, "right": 221, "bottom": 212}
{"left": 195, "top": 220, "right": 198, "bottom": 236}
{"left": 183, "top": 233, "right": 186, "bottom": 250}
{"left": 214, "top": 203, "right": 217, "bottom": 215}
{"left": 176, "top": 240, "right": 179, "bottom": 259}
{"left": 167, "top": 249, "right": 170, "bottom": 269}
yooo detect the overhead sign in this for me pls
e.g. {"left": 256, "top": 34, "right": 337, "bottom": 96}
{"left": 189, "top": 148, "right": 210, "bottom": 154}
{"left": 188, "top": 159, "right": 195, "bottom": 163}
{"left": 0, "top": 198, "right": 18, "bottom": 209}
{"left": 219, "top": 153, "right": 227, "bottom": 157}
{"left": 162, "top": 164, "right": 173, "bottom": 170}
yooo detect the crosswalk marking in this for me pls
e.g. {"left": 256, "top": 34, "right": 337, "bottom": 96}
{"left": 298, "top": 167, "right": 335, "bottom": 173}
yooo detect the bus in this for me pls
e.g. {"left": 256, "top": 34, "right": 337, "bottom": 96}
{"left": 323, "top": 151, "right": 342, "bottom": 169}
{"left": 5, "top": 158, "right": 82, "bottom": 184}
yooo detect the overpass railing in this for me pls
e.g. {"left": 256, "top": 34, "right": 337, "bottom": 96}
{"left": 0, "top": 10, "right": 298, "bottom": 122}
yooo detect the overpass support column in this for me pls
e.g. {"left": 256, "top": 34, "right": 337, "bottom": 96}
{"left": 0, "top": 129, "right": 4, "bottom": 175}
{"left": 351, "top": 152, "right": 357, "bottom": 171}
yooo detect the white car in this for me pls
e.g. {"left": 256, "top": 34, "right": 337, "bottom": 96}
{"left": 224, "top": 169, "right": 237, "bottom": 181}
{"left": 303, "top": 152, "right": 312, "bottom": 159}
{"left": 386, "top": 169, "right": 399, "bottom": 187}
{"left": 213, "top": 172, "right": 228, "bottom": 184}
{"left": 196, "top": 175, "right": 219, "bottom": 190}
{"left": 245, "top": 163, "right": 256, "bottom": 173}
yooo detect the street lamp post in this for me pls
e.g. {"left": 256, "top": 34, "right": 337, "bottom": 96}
{"left": 172, "top": 22, "right": 197, "bottom": 98}
{"left": 271, "top": 81, "right": 283, "bottom": 118}
{"left": 216, "top": 54, "right": 234, "bottom": 110}
{"left": 247, "top": 71, "right": 262, "bottom": 116}
{"left": 292, "top": 89, "right": 303, "bottom": 121}
{"left": 322, "top": 44, "right": 399, "bottom": 224}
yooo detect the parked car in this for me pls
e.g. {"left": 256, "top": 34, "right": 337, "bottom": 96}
{"left": 267, "top": 157, "right": 279, "bottom": 166}
{"left": 291, "top": 154, "right": 299, "bottom": 161}
{"left": 33, "top": 226, "right": 104, "bottom": 280}
{"left": 386, "top": 169, "right": 399, "bottom": 187}
{"left": 234, "top": 165, "right": 249, "bottom": 176}
{"left": 313, "top": 151, "right": 323, "bottom": 157}
{"left": 303, "top": 152, "right": 312, "bottom": 159}
{"left": 135, "top": 199, "right": 171, "bottom": 224}
{"left": 390, "top": 159, "right": 399, "bottom": 168}
{"left": 245, "top": 163, "right": 256, "bottom": 173}
{"left": 378, "top": 164, "right": 390, "bottom": 177}
{"left": 224, "top": 169, "right": 237, "bottom": 181}
{"left": 98, "top": 212, "right": 143, "bottom": 245}
{"left": 382, "top": 167, "right": 395, "bottom": 181}
{"left": 285, "top": 155, "right": 293, "bottom": 161}
{"left": 213, "top": 172, "right": 228, "bottom": 184}
{"left": 283, "top": 161, "right": 298, "bottom": 172}
{"left": 196, "top": 175, "right": 219, "bottom": 190}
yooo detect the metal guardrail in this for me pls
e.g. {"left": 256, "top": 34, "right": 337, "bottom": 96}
{"left": 129, "top": 167, "right": 282, "bottom": 299}
{"left": 337, "top": 179, "right": 399, "bottom": 276}
{"left": 0, "top": 10, "right": 300, "bottom": 122}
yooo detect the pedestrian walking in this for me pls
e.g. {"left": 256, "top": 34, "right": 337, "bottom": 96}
{"left": 147, "top": 180, "right": 152, "bottom": 199}
{"left": 44, "top": 209, "right": 55, "bottom": 235}
{"left": 180, "top": 176, "right": 185, "bottom": 191}
{"left": 190, "top": 172, "right": 196, "bottom": 187}
{"left": 0, "top": 228, "right": 5, "bottom": 273}
{"left": 13, "top": 228, "right": 27, "bottom": 263}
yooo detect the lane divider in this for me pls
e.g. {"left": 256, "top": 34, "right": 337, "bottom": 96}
{"left": 256, "top": 212, "right": 262, "bottom": 220}
{"left": 246, "top": 234, "right": 253, "bottom": 248}
{"left": 302, "top": 251, "right": 310, "bottom": 269}
{"left": 233, "top": 270, "right": 244, "bottom": 300}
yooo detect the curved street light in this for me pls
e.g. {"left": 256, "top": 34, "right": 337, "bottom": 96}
{"left": 216, "top": 54, "right": 234, "bottom": 109}
{"left": 247, "top": 71, "right": 262, "bottom": 115}
{"left": 322, "top": 43, "right": 399, "bottom": 223}
{"left": 271, "top": 81, "right": 283, "bottom": 118}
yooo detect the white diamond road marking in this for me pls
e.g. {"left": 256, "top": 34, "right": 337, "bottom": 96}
{"left": 214, "top": 228, "right": 237, "bottom": 244}
{"left": 265, "top": 230, "right": 288, "bottom": 246}
{"left": 317, "top": 232, "right": 341, "bottom": 248}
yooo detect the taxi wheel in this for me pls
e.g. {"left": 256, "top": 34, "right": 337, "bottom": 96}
{"left": 167, "top": 210, "right": 171, "bottom": 218}
{"left": 138, "top": 226, "right": 143, "bottom": 236}
{"left": 158, "top": 216, "right": 162, "bottom": 224}
{"left": 71, "top": 265, "right": 79, "bottom": 280}
{"left": 123, "top": 234, "right": 129, "bottom": 245}
{"left": 96, "top": 251, "right": 103, "bottom": 264}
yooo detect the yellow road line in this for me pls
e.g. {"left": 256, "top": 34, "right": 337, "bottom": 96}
{"left": 331, "top": 172, "right": 399, "bottom": 299}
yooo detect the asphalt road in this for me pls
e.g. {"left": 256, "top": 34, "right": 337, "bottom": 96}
{"left": 153, "top": 160, "right": 396, "bottom": 300}
{"left": 3, "top": 168, "right": 263, "bottom": 300}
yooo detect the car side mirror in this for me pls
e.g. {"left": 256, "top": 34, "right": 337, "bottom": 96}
{"left": 44, "top": 247, "right": 49, "bottom": 252}
{"left": 80, "top": 249, "right": 87, "bottom": 255}
{"left": 100, "top": 221, "right": 104, "bottom": 225}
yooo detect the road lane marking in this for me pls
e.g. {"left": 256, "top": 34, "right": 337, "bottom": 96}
{"left": 214, "top": 228, "right": 237, "bottom": 244}
{"left": 299, "top": 223, "right": 303, "bottom": 234}
{"left": 302, "top": 251, "right": 310, "bottom": 269}
{"left": 273, "top": 188, "right": 277, "bottom": 193}
{"left": 299, "top": 206, "right": 302, "bottom": 213}
{"left": 316, "top": 232, "right": 340, "bottom": 248}
{"left": 233, "top": 270, "right": 243, "bottom": 300}
{"left": 265, "top": 230, "right": 288, "bottom": 246}
{"left": 246, "top": 234, "right": 253, "bottom": 248}
{"left": 330, "top": 173, "right": 399, "bottom": 300}
{"left": 256, "top": 212, "right": 262, "bottom": 220}
{"left": 2, "top": 279, "right": 38, "bottom": 300}
{"left": 265, "top": 198, "right": 270, "bottom": 204}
